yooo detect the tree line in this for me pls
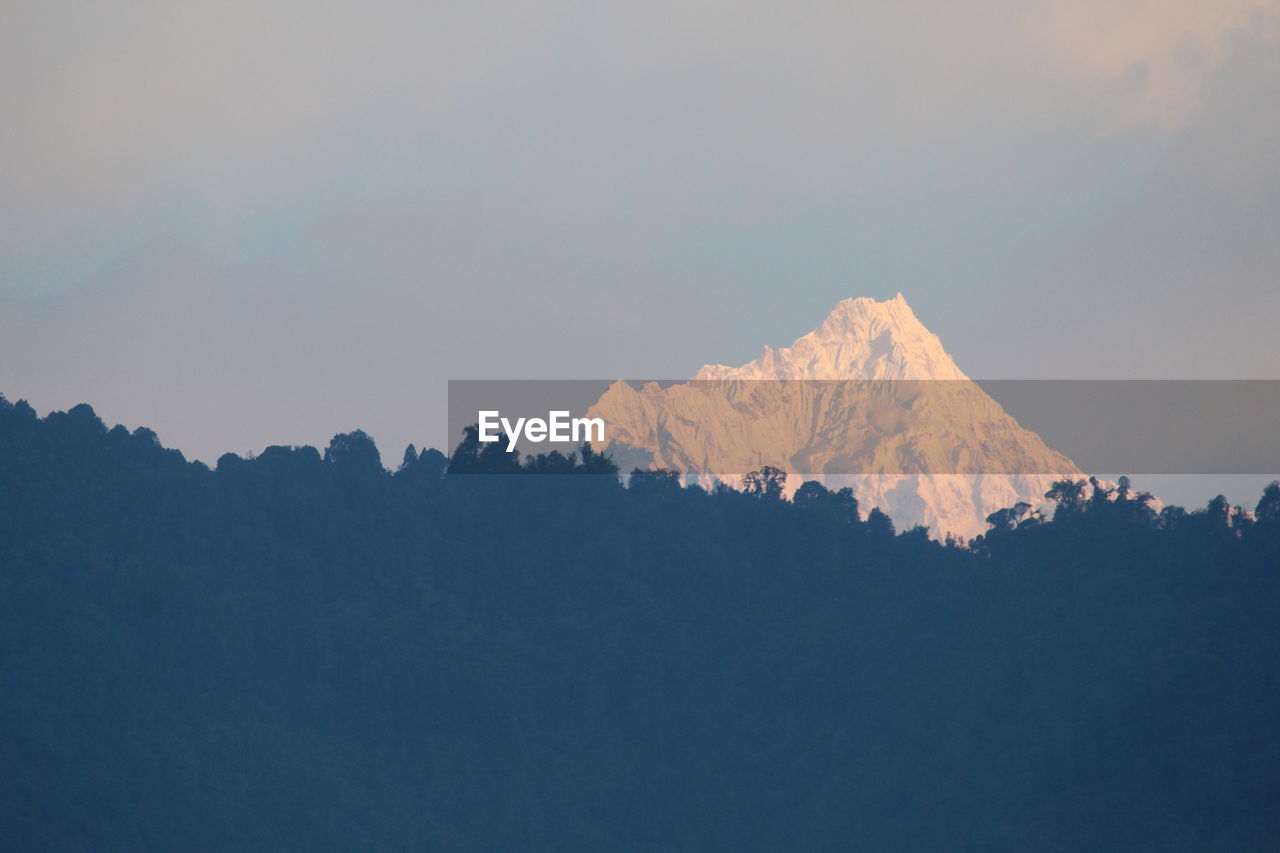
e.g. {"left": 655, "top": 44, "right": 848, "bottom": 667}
{"left": 3, "top": 396, "right": 1279, "bottom": 851}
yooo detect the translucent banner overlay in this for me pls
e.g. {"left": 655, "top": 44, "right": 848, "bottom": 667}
{"left": 447, "top": 379, "right": 1280, "bottom": 475}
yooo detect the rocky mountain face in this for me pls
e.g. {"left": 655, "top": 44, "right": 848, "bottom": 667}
{"left": 587, "top": 295, "right": 1081, "bottom": 538}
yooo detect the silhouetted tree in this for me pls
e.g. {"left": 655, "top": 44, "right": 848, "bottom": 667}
{"left": 794, "top": 480, "right": 860, "bottom": 524}
{"left": 793, "top": 480, "right": 830, "bottom": 508}
{"left": 742, "top": 465, "right": 786, "bottom": 500}
{"left": 629, "top": 468, "right": 683, "bottom": 495}
{"left": 1116, "top": 475, "right": 1133, "bottom": 501}
{"left": 866, "top": 506, "right": 895, "bottom": 538}
{"left": 324, "top": 429, "right": 382, "bottom": 472}
{"left": 1045, "top": 478, "right": 1088, "bottom": 519}
{"left": 1256, "top": 481, "right": 1280, "bottom": 527}
{"left": 401, "top": 444, "right": 418, "bottom": 470}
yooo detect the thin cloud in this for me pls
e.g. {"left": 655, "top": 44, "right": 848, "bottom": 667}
{"left": 1024, "top": 0, "right": 1279, "bottom": 130}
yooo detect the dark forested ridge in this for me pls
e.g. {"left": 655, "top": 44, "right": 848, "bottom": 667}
{"left": 3, "top": 395, "right": 1280, "bottom": 851}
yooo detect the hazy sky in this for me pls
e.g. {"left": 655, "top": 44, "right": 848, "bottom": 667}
{"left": 2, "top": 0, "right": 1278, "bottom": 469}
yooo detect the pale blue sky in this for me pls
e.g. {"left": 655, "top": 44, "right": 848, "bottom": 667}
{"left": 2, "top": 0, "right": 1278, "bottom": 505}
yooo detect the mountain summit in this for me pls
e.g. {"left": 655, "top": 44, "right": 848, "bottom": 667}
{"left": 588, "top": 295, "right": 1080, "bottom": 538}
{"left": 695, "top": 294, "right": 967, "bottom": 381}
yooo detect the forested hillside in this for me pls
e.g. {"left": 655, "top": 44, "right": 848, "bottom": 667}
{"left": 2, "top": 396, "right": 1279, "bottom": 851}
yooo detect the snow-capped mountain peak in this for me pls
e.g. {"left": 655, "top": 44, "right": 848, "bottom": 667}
{"left": 587, "top": 294, "right": 1081, "bottom": 537}
{"left": 694, "top": 294, "right": 967, "bottom": 381}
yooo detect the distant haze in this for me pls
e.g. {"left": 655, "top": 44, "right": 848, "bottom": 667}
{"left": 2, "top": 1, "right": 1278, "bottom": 514}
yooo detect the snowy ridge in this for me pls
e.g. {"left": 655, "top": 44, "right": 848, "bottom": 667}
{"left": 694, "top": 294, "right": 968, "bottom": 382}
